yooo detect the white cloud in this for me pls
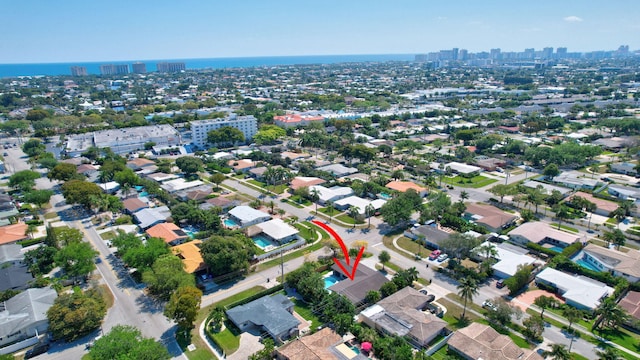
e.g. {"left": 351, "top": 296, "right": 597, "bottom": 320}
{"left": 563, "top": 16, "right": 583, "bottom": 22}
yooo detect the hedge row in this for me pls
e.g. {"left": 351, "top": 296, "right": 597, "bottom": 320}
{"left": 222, "top": 283, "right": 285, "bottom": 311}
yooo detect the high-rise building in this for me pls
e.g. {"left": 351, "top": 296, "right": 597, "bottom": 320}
{"left": 452, "top": 48, "right": 459, "bottom": 61}
{"left": 490, "top": 48, "right": 501, "bottom": 60}
{"left": 132, "top": 62, "right": 147, "bottom": 74}
{"left": 542, "top": 47, "right": 554, "bottom": 59}
{"left": 156, "top": 62, "right": 186, "bottom": 73}
{"left": 100, "top": 64, "right": 129, "bottom": 75}
{"left": 458, "top": 49, "right": 468, "bottom": 61}
{"left": 70, "top": 66, "right": 87, "bottom": 76}
{"left": 556, "top": 47, "right": 568, "bottom": 58}
{"left": 190, "top": 115, "right": 258, "bottom": 148}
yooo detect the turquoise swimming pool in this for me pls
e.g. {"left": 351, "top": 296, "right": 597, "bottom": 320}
{"left": 253, "top": 235, "right": 272, "bottom": 249}
{"left": 139, "top": 191, "right": 149, "bottom": 197}
{"left": 379, "top": 192, "right": 392, "bottom": 200}
{"left": 324, "top": 274, "right": 341, "bottom": 289}
{"left": 576, "top": 258, "right": 601, "bottom": 272}
{"left": 549, "top": 246, "right": 564, "bottom": 253}
{"left": 224, "top": 218, "right": 239, "bottom": 227}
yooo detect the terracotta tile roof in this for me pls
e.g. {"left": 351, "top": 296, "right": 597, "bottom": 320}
{"left": 171, "top": 240, "right": 206, "bottom": 273}
{"left": 227, "top": 159, "right": 255, "bottom": 170}
{"left": 465, "top": 203, "right": 518, "bottom": 230}
{"left": 290, "top": 176, "right": 326, "bottom": 190}
{"left": 146, "top": 223, "right": 188, "bottom": 244}
{"left": 448, "top": 322, "right": 543, "bottom": 360}
{"left": 276, "top": 327, "right": 341, "bottom": 360}
{"left": 385, "top": 181, "right": 427, "bottom": 193}
{"left": 0, "top": 223, "right": 28, "bottom": 245}
{"left": 122, "top": 197, "right": 148, "bottom": 213}
{"left": 127, "top": 158, "right": 156, "bottom": 169}
{"left": 76, "top": 164, "right": 97, "bottom": 174}
{"left": 568, "top": 192, "right": 619, "bottom": 214}
{"left": 620, "top": 291, "right": 640, "bottom": 320}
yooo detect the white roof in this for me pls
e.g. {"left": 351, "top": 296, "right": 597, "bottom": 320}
{"left": 445, "top": 161, "right": 482, "bottom": 174}
{"left": 161, "top": 178, "right": 204, "bottom": 193}
{"left": 316, "top": 164, "right": 358, "bottom": 177}
{"left": 491, "top": 245, "right": 537, "bottom": 277}
{"left": 522, "top": 180, "right": 571, "bottom": 195}
{"left": 134, "top": 206, "right": 171, "bottom": 229}
{"left": 334, "top": 196, "right": 387, "bottom": 214}
{"left": 256, "top": 218, "right": 298, "bottom": 240}
{"left": 536, "top": 268, "right": 613, "bottom": 310}
{"left": 99, "top": 181, "right": 120, "bottom": 191}
{"left": 309, "top": 185, "right": 354, "bottom": 203}
{"left": 212, "top": 151, "right": 234, "bottom": 160}
{"left": 228, "top": 206, "right": 271, "bottom": 224}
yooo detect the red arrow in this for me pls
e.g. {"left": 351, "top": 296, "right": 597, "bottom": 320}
{"left": 312, "top": 220, "right": 364, "bottom": 281}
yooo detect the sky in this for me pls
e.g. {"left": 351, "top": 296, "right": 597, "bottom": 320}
{"left": 2, "top": 0, "right": 639, "bottom": 64}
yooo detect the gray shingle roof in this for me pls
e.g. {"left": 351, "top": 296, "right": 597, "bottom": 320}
{"left": 0, "top": 287, "right": 57, "bottom": 338}
{"left": 226, "top": 294, "right": 299, "bottom": 339}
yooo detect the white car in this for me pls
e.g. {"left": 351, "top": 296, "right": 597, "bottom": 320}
{"left": 437, "top": 254, "right": 449, "bottom": 262}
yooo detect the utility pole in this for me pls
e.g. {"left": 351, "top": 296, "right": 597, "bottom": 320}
{"left": 280, "top": 249, "right": 284, "bottom": 284}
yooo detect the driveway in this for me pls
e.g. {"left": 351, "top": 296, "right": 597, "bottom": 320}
{"left": 512, "top": 289, "right": 564, "bottom": 312}
{"left": 227, "top": 328, "right": 263, "bottom": 360}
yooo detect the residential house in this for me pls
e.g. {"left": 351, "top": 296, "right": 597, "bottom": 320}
{"left": 0, "top": 223, "right": 28, "bottom": 246}
{"left": 522, "top": 180, "right": 571, "bottom": 197}
{"left": 580, "top": 244, "right": 640, "bottom": 282}
{"left": 443, "top": 162, "right": 481, "bottom": 177}
{"left": 535, "top": 268, "right": 613, "bottom": 311}
{"left": 447, "top": 322, "right": 543, "bottom": 360}
{"left": 228, "top": 159, "right": 256, "bottom": 173}
{"left": 146, "top": 223, "right": 189, "bottom": 246}
{"left": 289, "top": 176, "right": 326, "bottom": 191}
{"left": 593, "top": 137, "right": 638, "bottom": 152}
{"left": 308, "top": 185, "right": 354, "bottom": 205}
{"left": 146, "top": 172, "right": 179, "bottom": 183}
{"left": 171, "top": 240, "right": 207, "bottom": 274}
{"left": 248, "top": 166, "right": 269, "bottom": 181}
{"left": 333, "top": 196, "right": 386, "bottom": 217}
{"left": 175, "top": 185, "right": 213, "bottom": 202}
{"left": 610, "top": 162, "right": 637, "bottom": 176}
{"left": 228, "top": 206, "right": 271, "bottom": 228}
{"left": 250, "top": 218, "right": 299, "bottom": 245}
{"left": 273, "top": 114, "right": 324, "bottom": 128}
{"left": 464, "top": 203, "right": 518, "bottom": 233}
{"left": 98, "top": 181, "right": 120, "bottom": 194}
{"left": 0, "top": 287, "right": 58, "bottom": 348}
{"left": 385, "top": 181, "right": 428, "bottom": 197}
{"left": 508, "top": 221, "right": 582, "bottom": 249}
{"left": 275, "top": 327, "right": 342, "bottom": 360}
{"left": 619, "top": 291, "right": 640, "bottom": 328}
{"left": 134, "top": 206, "right": 171, "bottom": 230}
{"left": 553, "top": 172, "right": 600, "bottom": 190}
{"left": 76, "top": 163, "right": 98, "bottom": 177}
{"left": 316, "top": 164, "right": 358, "bottom": 178}
{"left": 122, "top": 197, "right": 149, "bottom": 215}
{"left": 608, "top": 185, "right": 640, "bottom": 201}
{"left": 360, "top": 287, "right": 447, "bottom": 348}
{"left": 126, "top": 157, "right": 156, "bottom": 170}
{"left": 0, "top": 194, "right": 18, "bottom": 226}
{"left": 0, "top": 244, "right": 33, "bottom": 291}
{"left": 472, "top": 242, "right": 538, "bottom": 279}
{"left": 567, "top": 191, "right": 619, "bottom": 217}
{"left": 160, "top": 178, "right": 204, "bottom": 193}
{"left": 405, "top": 222, "right": 454, "bottom": 250}
{"left": 280, "top": 151, "right": 310, "bottom": 161}
{"left": 328, "top": 264, "right": 389, "bottom": 305}
{"left": 199, "top": 197, "right": 237, "bottom": 212}
{"left": 226, "top": 294, "right": 300, "bottom": 344}
{"left": 474, "top": 157, "right": 506, "bottom": 172}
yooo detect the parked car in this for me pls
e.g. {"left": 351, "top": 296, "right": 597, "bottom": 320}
{"left": 437, "top": 254, "right": 449, "bottom": 262}
{"left": 428, "top": 250, "right": 442, "bottom": 260}
{"left": 482, "top": 300, "right": 497, "bottom": 311}
{"left": 496, "top": 280, "right": 505, "bottom": 289}
{"left": 425, "top": 294, "right": 436, "bottom": 303}
{"left": 25, "top": 343, "right": 49, "bottom": 359}
{"left": 419, "top": 289, "right": 428, "bottom": 295}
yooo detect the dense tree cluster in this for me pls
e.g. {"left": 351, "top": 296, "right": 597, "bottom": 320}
{"left": 89, "top": 325, "right": 170, "bottom": 360}
{"left": 200, "top": 235, "right": 256, "bottom": 277}
{"left": 47, "top": 288, "right": 107, "bottom": 341}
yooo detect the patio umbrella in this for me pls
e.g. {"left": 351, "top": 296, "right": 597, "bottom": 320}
{"left": 361, "top": 342, "right": 372, "bottom": 352}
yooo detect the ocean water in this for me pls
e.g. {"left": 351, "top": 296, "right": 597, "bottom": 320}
{"left": 0, "top": 54, "right": 414, "bottom": 78}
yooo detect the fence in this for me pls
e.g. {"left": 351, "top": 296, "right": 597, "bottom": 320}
{"left": 425, "top": 333, "right": 453, "bottom": 356}
{"left": 0, "top": 336, "right": 39, "bottom": 355}
{"left": 254, "top": 237, "right": 306, "bottom": 261}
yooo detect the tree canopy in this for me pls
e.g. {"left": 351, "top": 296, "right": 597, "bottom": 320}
{"left": 142, "top": 254, "right": 194, "bottom": 300}
{"left": 61, "top": 179, "right": 104, "bottom": 208}
{"left": 164, "top": 285, "right": 202, "bottom": 330}
{"left": 175, "top": 156, "right": 203, "bottom": 176}
{"left": 200, "top": 235, "right": 256, "bottom": 277}
{"left": 54, "top": 240, "right": 98, "bottom": 280}
{"left": 89, "top": 325, "right": 170, "bottom": 360}
{"left": 47, "top": 288, "right": 107, "bottom": 341}
{"left": 207, "top": 126, "right": 245, "bottom": 147}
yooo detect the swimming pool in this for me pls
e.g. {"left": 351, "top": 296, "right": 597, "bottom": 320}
{"left": 379, "top": 192, "right": 392, "bottom": 200}
{"left": 575, "top": 258, "right": 601, "bottom": 272}
{"left": 139, "top": 191, "right": 149, "bottom": 197}
{"left": 350, "top": 346, "right": 360, "bottom": 354}
{"left": 253, "top": 235, "right": 273, "bottom": 249}
{"left": 224, "top": 218, "right": 239, "bottom": 227}
{"left": 134, "top": 185, "right": 144, "bottom": 191}
{"left": 548, "top": 246, "right": 564, "bottom": 253}
{"left": 324, "top": 274, "right": 341, "bottom": 289}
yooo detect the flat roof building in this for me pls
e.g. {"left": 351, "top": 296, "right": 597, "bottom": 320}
{"left": 100, "top": 64, "right": 129, "bottom": 75}
{"left": 156, "top": 62, "right": 185, "bottom": 73}
{"left": 66, "top": 125, "right": 181, "bottom": 156}
{"left": 191, "top": 115, "right": 258, "bottom": 148}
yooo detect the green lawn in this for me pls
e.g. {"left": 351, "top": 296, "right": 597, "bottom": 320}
{"left": 317, "top": 206, "right": 339, "bottom": 216}
{"left": 211, "top": 325, "right": 239, "bottom": 354}
{"left": 597, "top": 327, "right": 640, "bottom": 354}
{"left": 395, "top": 236, "right": 425, "bottom": 257}
{"left": 335, "top": 214, "right": 364, "bottom": 225}
{"left": 294, "top": 299, "right": 321, "bottom": 329}
{"left": 100, "top": 231, "right": 117, "bottom": 240}
{"left": 246, "top": 179, "right": 287, "bottom": 194}
{"left": 255, "top": 242, "right": 325, "bottom": 272}
{"left": 437, "top": 298, "right": 480, "bottom": 330}
{"left": 44, "top": 211, "right": 59, "bottom": 220}
{"left": 549, "top": 223, "right": 579, "bottom": 233}
{"left": 442, "top": 175, "right": 498, "bottom": 188}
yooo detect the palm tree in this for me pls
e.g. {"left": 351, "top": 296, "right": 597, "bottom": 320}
{"left": 534, "top": 295, "right": 558, "bottom": 319}
{"left": 595, "top": 298, "right": 630, "bottom": 331}
{"left": 596, "top": 347, "right": 623, "bottom": 360}
{"left": 348, "top": 206, "right": 360, "bottom": 228}
{"left": 562, "top": 307, "right": 582, "bottom": 335}
{"left": 310, "top": 188, "right": 320, "bottom": 214}
{"left": 609, "top": 207, "right": 627, "bottom": 228}
{"left": 542, "top": 344, "right": 571, "bottom": 360}
{"left": 326, "top": 201, "right": 335, "bottom": 223}
{"left": 554, "top": 205, "right": 570, "bottom": 230}
{"left": 378, "top": 250, "right": 390, "bottom": 271}
{"left": 365, "top": 203, "right": 376, "bottom": 228}
{"left": 603, "top": 229, "right": 625, "bottom": 250}
{"left": 457, "top": 278, "right": 479, "bottom": 319}
{"left": 460, "top": 190, "right": 469, "bottom": 202}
